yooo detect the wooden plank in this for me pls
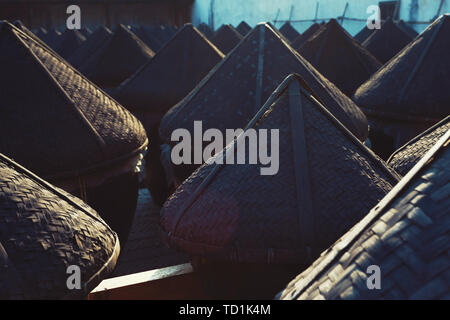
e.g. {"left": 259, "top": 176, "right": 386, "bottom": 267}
{"left": 88, "top": 263, "right": 210, "bottom": 300}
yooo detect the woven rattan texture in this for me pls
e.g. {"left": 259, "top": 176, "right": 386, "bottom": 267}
{"left": 161, "top": 80, "right": 397, "bottom": 265}
{"left": 79, "top": 24, "right": 154, "bottom": 88}
{"left": 279, "top": 142, "right": 450, "bottom": 300}
{"left": 160, "top": 24, "right": 369, "bottom": 177}
{"left": 211, "top": 24, "right": 243, "bottom": 54}
{"left": 298, "top": 19, "right": 382, "bottom": 97}
{"left": 362, "top": 18, "right": 413, "bottom": 64}
{"left": 115, "top": 24, "right": 224, "bottom": 117}
{"left": 279, "top": 23, "right": 300, "bottom": 43}
{"left": 292, "top": 23, "right": 323, "bottom": 50}
{"left": 354, "top": 15, "right": 450, "bottom": 121}
{"left": 0, "top": 22, "right": 147, "bottom": 178}
{"left": 389, "top": 118, "right": 450, "bottom": 176}
{"left": 0, "top": 156, "right": 117, "bottom": 299}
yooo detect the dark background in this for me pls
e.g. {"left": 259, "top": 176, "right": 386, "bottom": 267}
{"left": 0, "top": 0, "right": 194, "bottom": 28}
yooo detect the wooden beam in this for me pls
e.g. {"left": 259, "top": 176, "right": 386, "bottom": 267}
{"left": 314, "top": 2, "right": 319, "bottom": 23}
{"left": 288, "top": 5, "right": 294, "bottom": 22}
{"left": 273, "top": 8, "right": 280, "bottom": 26}
{"left": 433, "top": 0, "right": 445, "bottom": 20}
{"left": 88, "top": 263, "right": 209, "bottom": 300}
{"left": 339, "top": 2, "right": 349, "bottom": 25}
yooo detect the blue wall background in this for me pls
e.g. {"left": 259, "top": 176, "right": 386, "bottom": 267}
{"left": 192, "top": 0, "right": 449, "bottom": 35}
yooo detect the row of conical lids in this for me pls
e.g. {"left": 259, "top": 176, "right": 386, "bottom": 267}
{"left": 151, "top": 17, "right": 448, "bottom": 299}
{"left": 1, "top": 14, "right": 448, "bottom": 299}
{"left": 0, "top": 20, "right": 150, "bottom": 298}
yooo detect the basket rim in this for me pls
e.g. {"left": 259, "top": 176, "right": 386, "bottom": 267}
{"left": 387, "top": 115, "right": 450, "bottom": 163}
{"left": 43, "top": 139, "right": 148, "bottom": 181}
{"left": 358, "top": 105, "right": 445, "bottom": 123}
{"left": 63, "top": 234, "right": 120, "bottom": 299}
{"left": 0, "top": 152, "right": 117, "bottom": 232}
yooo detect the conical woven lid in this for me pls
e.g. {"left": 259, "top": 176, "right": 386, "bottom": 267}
{"left": 397, "top": 20, "right": 418, "bottom": 38}
{"left": 278, "top": 129, "right": 450, "bottom": 300}
{"left": 354, "top": 14, "right": 450, "bottom": 122}
{"left": 161, "top": 74, "right": 399, "bottom": 265}
{"left": 114, "top": 24, "right": 224, "bottom": 117}
{"left": 388, "top": 116, "right": 450, "bottom": 176}
{"left": 211, "top": 24, "right": 243, "bottom": 54}
{"left": 68, "top": 26, "right": 113, "bottom": 68}
{"left": 0, "top": 153, "right": 119, "bottom": 299}
{"left": 0, "top": 21, "right": 148, "bottom": 179}
{"left": 362, "top": 17, "right": 413, "bottom": 64}
{"left": 298, "top": 19, "right": 382, "bottom": 97}
{"left": 280, "top": 22, "right": 300, "bottom": 43}
{"left": 79, "top": 24, "right": 154, "bottom": 88}
{"left": 292, "top": 23, "right": 322, "bottom": 49}
{"left": 160, "top": 23, "right": 369, "bottom": 161}
{"left": 55, "top": 29, "right": 86, "bottom": 59}
{"left": 236, "top": 21, "right": 251, "bottom": 36}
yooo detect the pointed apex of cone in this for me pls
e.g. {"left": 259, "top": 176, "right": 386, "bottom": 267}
{"left": 79, "top": 23, "right": 154, "bottom": 88}
{"left": 354, "top": 14, "right": 450, "bottom": 122}
{"left": 325, "top": 18, "right": 354, "bottom": 38}
{"left": 177, "top": 22, "right": 201, "bottom": 37}
{"left": 298, "top": 18, "right": 381, "bottom": 97}
{"left": 362, "top": 16, "right": 413, "bottom": 63}
{"left": 436, "top": 13, "right": 450, "bottom": 23}
{"left": 160, "top": 74, "right": 398, "bottom": 265}
{"left": 237, "top": 21, "right": 251, "bottom": 36}
{"left": 327, "top": 18, "right": 340, "bottom": 27}
{"left": 292, "top": 23, "right": 322, "bottom": 49}
{"left": 159, "top": 20, "right": 369, "bottom": 160}
{"left": 280, "top": 22, "right": 300, "bottom": 42}
{"left": 211, "top": 24, "right": 243, "bottom": 54}
{"left": 181, "top": 23, "right": 194, "bottom": 29}
{"left": 197, "top": 23, "right": 213, "bottom": 39}
{"left": 113, "top": 23, "right": 224, "bottom": 119}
